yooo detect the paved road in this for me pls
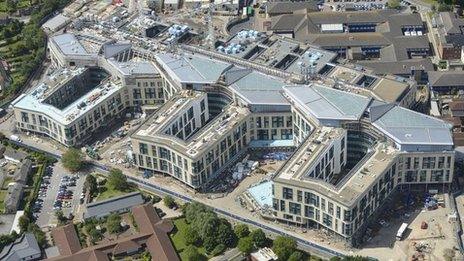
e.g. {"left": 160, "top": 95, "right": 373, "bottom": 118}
{"left": 9, "top": 139, "right": 345, "bottom": 258}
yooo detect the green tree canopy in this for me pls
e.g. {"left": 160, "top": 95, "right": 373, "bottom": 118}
{"left": 234, "top": 224, "right": 250, "bottom": 238}
{"left": 288, "top": 251, "right": 305, "bottom": 261}
{"left": 163, "top": 195, "right": 176, "bottom": 208}
{"left": 210, "top": 243, "right": 226, "bottom": 256}
{"left": 84, "top": 174, "right": 98, "bottom": 198}
{"left": 106, "top": 213, "right": 122, "bottom": 234}
{"left": 183, "top": 245, "right": 204, "bottom": 261}
{"left": 107, "top": 168, "right": 128, "bottom": 191}
{"left": 27, "top": 223, "right": 46, "bottom": 247}
{"left": 141, "top": 251, "right": 151, "bottom": 261}
{"left": 184, "top": 225, "right": 201, "bottom": 246}
{"left": 272, "top": 236, "right": 297, "bottom": 261}
{"left": 62, "top": 148, "right": 84, "bottom": 172}
{"left": 55, "top": 210, "right": 67, "bottom": 225}
{"left": 183, "top": 202, "right": 212, "bottom": 223}
{"left": 250, "top": 229, "right": 268, "bottom": 248}
{"left": 238, "top": 236, "right": 255, "bottom": 254}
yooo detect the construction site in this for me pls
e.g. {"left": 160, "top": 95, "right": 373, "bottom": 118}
{"left": 358, "top": 192, "right": 463, "bottom": 261}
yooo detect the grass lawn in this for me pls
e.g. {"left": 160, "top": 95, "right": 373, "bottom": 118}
{"left": 0, "top": 190, "right": 7, "bottom": 212}
{"left": 95, "top": 183, "right": 135, "bottom": 201}
{"left": 170, "top": 218, "right": 207, "bottom": 260}
{"left": 1, "top": 176, "right": 12, "bottom": 189}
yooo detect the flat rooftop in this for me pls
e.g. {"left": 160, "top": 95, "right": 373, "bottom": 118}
{"left": 135, "top": 91, "right": 206, "bottom": 137}
{"left": 278, "top": 126, "right": 345, "bottom": 181}
{"left": 325, "top": 64, "right": 412, "bottom": 104}
{"left": 107, "top": 57, "right": 159, "bottom": 76}
{"left": 220, "top": 33, "right": 336, "bottom": 75}
{"left": 12, "top": 68, "right": 122, "bottom": 125}
{"left": 276, "top": 137, "right": 398, "bottom": 207}
{"left": 133, "top": 91, "right": 250, "bottom": 158}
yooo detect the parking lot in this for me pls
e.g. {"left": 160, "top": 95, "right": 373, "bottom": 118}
{"left": 35, "top": 162, "right": 86, "bottom": 228}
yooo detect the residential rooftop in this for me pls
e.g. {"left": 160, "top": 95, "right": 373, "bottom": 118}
{"left": 428, "top": 70, "right": 464, "bottom": 88}
{"left": 0, "top": 233, "right": 41, "bottom": 261}
{"left": 84, "top": 191, "right": 144, "bottom": 219}
{"left": 50, "top": 204, "right": 179, "bottom": 261}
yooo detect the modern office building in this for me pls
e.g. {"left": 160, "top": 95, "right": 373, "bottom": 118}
{"left": 131, "top": 90, "right": 251, "bottom": 188}
{"left": 11, "top": 67, "right": 127, "bottom": 146}
{"left": 11, "top": 35, "right": 171, "bottom": 147}
{"left": 48, "top": 33, "right": 98, "bottom": 68}
{"left": 13, "top": 29, "right": 455, "bottom": 247}
{"left": 270, "top": 84, "right": 454, "bottom": 245}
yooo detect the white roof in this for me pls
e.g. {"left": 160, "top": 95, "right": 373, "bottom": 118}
{"left": 321, "top": 23, "right": 344, "bottom": 32}
{"left": 42, "top": 14, "right": 70, "bottom": 32}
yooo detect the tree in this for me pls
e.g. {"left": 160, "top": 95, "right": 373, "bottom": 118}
{"left": 183, "top": 202, "right": 212, "bottom": 223}
{"left": 62, "top": 148, "right": 84, "bottom": 172}
{"left": 192, "top": 211, "right": 218, "bottom": 239}
{"left": 107, "top": 168, "right": 128, "bottom": 191}
{"left": 234, "top": 224, "right": 250, "bottom": 238}
{"left": 183, "top": 245, "right": 204, "bottom": 261}
{"left": 250, "top": 229, "right": 267, "bottom": 248}
{"left": 163, "top": 195, "right": 176, "bottom": 208}
{"left": 151, "top": 194, "right": 161, "bottom": 203}
{"left": 55, "top": 210, "right": 67, "bottom": 225}
{"left": 84, "top": 175, "right": 98, "bottom": 198}
{"left": 288, "top": 251, "right": 305, "bottom": 261}
{"left": 0, "top": 231, "right": 19, "bottom": 250}
{"left": 27, "top": 223, "right": 46, "bottom": 247}
{"left": 216, "top": 218, "right": 237, "bottom": 247}
{"left": 106, "top": 214, "right": 122, "bottom": 234}
{"left": 387, "top": 0, "right": 401, "bottom": 9}
{"left": 210, "top": 243, "right": 226, "bottom": 256}
{"left": 272, "top": 236, "right": 297, "bottom": 261}
{"left": 437, "top": 3, "right": 452, "bottom": 11}
{"left": 203, "top": 236, "right": 217, "bottom": 253}
{"left": 141, "top": 251, "right": 151, "bottom": 261}
{"left": 18, "top": 215, "right": 30, "bottom": 232}
{"left": 6, "top": 0, "right": 18, "bottom": 14}
{"left": 238, "top": 236, "right": 254, "bottom": 255}
{"left": 185, "top": 225, "right": 201, "bottom": 246}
